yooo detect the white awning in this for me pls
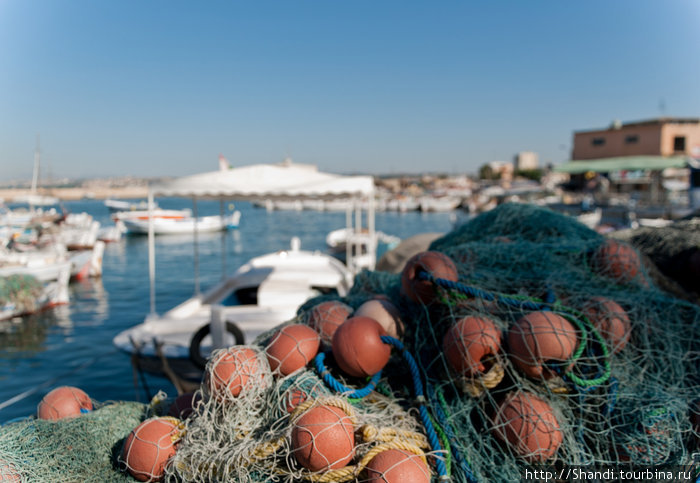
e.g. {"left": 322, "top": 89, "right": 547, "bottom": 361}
{"left": 149, "top": 162, "right": 374, "bottom": 200}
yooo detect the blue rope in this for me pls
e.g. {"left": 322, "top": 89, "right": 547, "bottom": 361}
{"left": 313, "top": 352, "right": 382, "bottom": 399}
{"left": 427, "top": 384, "right": 478, "bottom": 482}
{"left": 381, "top": 335, "right": 449, "bottom": 480}
{"left": 419, "top": 271, "right": 546, "bottom": 311}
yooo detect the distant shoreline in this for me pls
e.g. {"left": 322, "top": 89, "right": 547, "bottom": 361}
{"left": 0, "top": 187, "right": 149, "bottom": 202}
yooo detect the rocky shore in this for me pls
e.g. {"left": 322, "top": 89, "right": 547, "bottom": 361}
{"left": 0, "top": 186, "right": 149, "bottom": 202}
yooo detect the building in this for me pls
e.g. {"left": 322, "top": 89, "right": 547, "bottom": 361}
{"left": 556, "top": 118, "right": 700, "bottom": 207}
{"left": 572, "top": 118, "right": 700, "bottom": 160}
{"left": 487, "top": 161, "right": 514, "bottom": 183}
{"left": 514, "top": 151, "right": 539, "bottom": 171}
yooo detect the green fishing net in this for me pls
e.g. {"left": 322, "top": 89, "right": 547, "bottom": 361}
{"left": 0, "top": 401, "right": 148, "bottom": 482}
{"left": 0, "top": 274, "right": 44, "bottom": 316}
{"left": 2, "top": 203, "right": 699, "bottom": 482}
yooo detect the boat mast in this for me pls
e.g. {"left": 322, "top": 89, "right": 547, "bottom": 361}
{"left": 31, "top": 134, "right": 40, "bottom": 195}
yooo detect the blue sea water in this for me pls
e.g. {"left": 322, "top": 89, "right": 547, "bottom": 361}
{"left": 0, "top": 198, "right": 456, "bottom": 423}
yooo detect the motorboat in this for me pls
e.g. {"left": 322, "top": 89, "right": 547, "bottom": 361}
{"left": 120, "top": 211, "right": 241, "bottom": 235}
{"left": 576, "top": 208, "right": 603, "bottom": 229}
{"left": 112, "top": 207, "right": 192, "bottom": 231}
{"left": 113, "top": 237, "right": 353, "bottom": 380}
{"left": 326, "top": 227, "right": 400, "bottom": 270}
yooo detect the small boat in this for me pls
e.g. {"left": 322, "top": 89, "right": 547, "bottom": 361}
{"left": 12, "top": 137, "right": 59, "bottom": 207}
{"left": 0, "top": 253, "right": 71, "bottom": 308}
{"left": 418, "top": 194, "right": 462, "bottom": 212}
{"left": 113, "top": 238, "right": 352, "bottom": 380}
{"left": 576, "top": 208, "right": 603, "bottom": 229}
{"left": 386, "top": 195, "right": 420, "bottom": 212}
{"left": 112, "top": 208, "right": 192, "bottom": 223}
{"left": 120, "top": 211, "right": 241, "bottom": 235}
{"left": 326, "top": 227, "right": 401, "bottom": 270}
{"left": 104, "top": 199, "right": 150, "bottom": 212}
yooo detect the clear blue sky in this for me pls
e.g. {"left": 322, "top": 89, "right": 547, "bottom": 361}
{"left": 1, "top": 0, "right": 699, "bottom": 181}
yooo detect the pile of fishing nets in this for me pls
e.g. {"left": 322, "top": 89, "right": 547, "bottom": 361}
{"left": 2, "top": 202, "right": 700, "bottom": 482}
{"left": 0, "top": 274, "right": 44, "bottom": 317}
{"left": 612, "top": 218, "right": 700, "bottom": 300}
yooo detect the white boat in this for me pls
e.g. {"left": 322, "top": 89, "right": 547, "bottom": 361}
{"left": 12, "top": 137, "right": 59, "bottom": 207}
{"left": 113, "top": 158, "right": 375, "bottom": 380}
{"left": 0, "top": 257, "right": 71, "bottom": 307}
{"left": 120, "top": 211, "right": 241, "bottom": 235}
{"left": 326, "top": 227, "right": 401, "bottom": 271}
{"left": 113, "top": 238, "right": 352, "bottom": 380}
{"left": 66, "top": 242, "right": 105, "bottom": 279}
{"left": 112, "top": 207, "right": 192, "bottom": 223}
{"left": 0, "top": 271, "right": 69, "bottom": 321}
{"left": 104, "top": 199, "right": 150, "bottom": 212}
{"left": 419, "top": 194, "right": 463, "bottom": 212}
{"left": 386, "top": 195, "right": 420, "bottom": 212}
{"left": 97, "top": 225, "right": 122, "bottom": 243}
{"left": 55, "top": 212, "right": 101, "bottom": 250}
{"left": 576, "top": 208, "right": 603, "bottom": 229}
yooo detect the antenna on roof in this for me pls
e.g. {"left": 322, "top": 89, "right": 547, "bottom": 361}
{"left": 659, "top": 98, "right": 666, "bottom": 116}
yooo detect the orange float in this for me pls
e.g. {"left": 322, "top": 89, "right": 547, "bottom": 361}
{"left": 365, "top": 449, "right": 430, "bottom": 482}
{"left": 443, "top": 316, "right": 501, "bottom": 376}
{"left": 0, "top": 459, "right": 20, "bottom": 482}
{"left": 37, "top": 386, "right": 93, "bottom": 420}
{"left": 205, "top": 346, "right": 264, "bottom": 399}
{"left": 581, "top": 296, "right": 631, "bottom": 354}
{"left": 491, "top": 391, "right": 563, "bottom": 462}
{"left": 167, "top": 392, "right": 201, "bottom": 419}
{"left": 306, "top": 300, "right": 353, "bottom": 346}
{"left": 401, "top": 251, "right": 458, "bottom": 304}
{"left": 265, "top": 324, "right": 320, "bottom": 376}
{"left": 354, "top": 298, "right": 403, "bottom": 339}
{"left": 292, "top": 405, "right": 355, "bottom": 471}
{"left": 590, "top": 239, "right": 640, "bottom": 283}
{"left": 507, "top": 312, "right": 578, "bottom": 379}
{"left": 332, "top": 316, "right": 391, "bottom": 378}
{"left": 121, "top": 417, "right": 182, "bottom": 482}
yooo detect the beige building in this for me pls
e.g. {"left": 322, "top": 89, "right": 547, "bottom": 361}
{"left": 487, "top": 161, "right": 514, "bottom": 182}
{"left": 514, "top": 151, "right": 539, "bottom": 171}
{"left": 572, "top": 118, "right": 700, "bottom": 160}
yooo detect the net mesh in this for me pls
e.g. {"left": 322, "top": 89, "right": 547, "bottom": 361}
{"left": 0, "top": 274, "right": 44, "bottom": 316}
{"left": 1, "top": 203, "right": 699, "bottom": 482}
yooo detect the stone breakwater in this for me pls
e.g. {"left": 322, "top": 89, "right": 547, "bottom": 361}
{"left": 0, "top": 186, "right": 149, "bottom": 202}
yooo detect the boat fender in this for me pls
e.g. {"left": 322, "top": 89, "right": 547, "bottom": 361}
{"left": 189, "top": 321, "right": 245, "bottom": 369}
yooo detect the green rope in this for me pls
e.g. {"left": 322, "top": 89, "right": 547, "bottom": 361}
{"left": 428, "top": 411, "right": 452, "bottom": 477}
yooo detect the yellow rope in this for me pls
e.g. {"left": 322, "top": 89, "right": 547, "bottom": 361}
{"left": 461, "top": 362, "right": 505, "bottom": 397}
{"left": 244, "top": 396, "right": 360, "bottom": 465}
{"left": 290, "top": 396, "right": 358, "bottom": 425}
{"left": 300, "top": 441, "right": 429, "bottom": 482}
{"left": 546, "top": 376, "right": 571, "bottom": 394}
{"left": 159, "top": 416, "right": 187, "bottom": 443}
{"left": 250, "top": 436, "right": 285, "bottom": 460}
{"left": 359, "top": 424, "right": 429, "bottom": 448}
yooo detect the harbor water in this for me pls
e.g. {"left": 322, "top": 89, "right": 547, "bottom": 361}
{"left": 0, "top": 199, "right": 455, "bottom": 423}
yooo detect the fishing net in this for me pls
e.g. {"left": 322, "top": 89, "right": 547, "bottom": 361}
{"left": 2, "top": 202, "right": 700, "bottom": 482}
{"left": 0, "top": 274, "right": 44, "bottom": 316}
{"left": 612, "top": 219, "right": 700, "bottom": 300}
{"left": 0, "top": 401, "right": 148, "bottom": 482}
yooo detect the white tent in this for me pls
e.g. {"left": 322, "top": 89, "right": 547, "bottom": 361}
{"left": 149, "top": 161, "right": 374, "bottom": 200}
{"left": 145, "top": 160, "right": 376, "bottom": 314}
